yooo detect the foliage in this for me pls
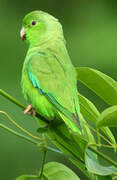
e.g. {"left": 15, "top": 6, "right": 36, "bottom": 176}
{"left": 0, "top": 67, "right": 117, "bottom": 180}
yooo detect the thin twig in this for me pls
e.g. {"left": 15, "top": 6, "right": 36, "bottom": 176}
{"left": 1, "top": 89, "right": 117, "bottom": 168}
{"left": 0, "top": 122, "right": 62, "bottom": 155}
{"left": 39, "top": 150, "right": 47, "bottom": 180}
{"left": 0, "top": 111, "right": 42, "bottom": 140}
{"left": 0, "top": 89, "right": 49, "bottom": 124}
{"left": 0, "top": 123, "right": 38, "bottom": 145}
{"left": 88, "top": 146, "right": 117, "bottom": 168}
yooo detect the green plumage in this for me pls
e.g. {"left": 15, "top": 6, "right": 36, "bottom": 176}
{"left": 21, "top": 11, "right": 83, "bottom": 134}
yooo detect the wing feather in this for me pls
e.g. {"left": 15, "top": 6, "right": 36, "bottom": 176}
{"left": 26, "top": 49, "right": 81, "bottom": 133}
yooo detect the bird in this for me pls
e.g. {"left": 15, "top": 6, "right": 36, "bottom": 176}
{"left": 20, "top": 10, "right": 83, "bottom": 135}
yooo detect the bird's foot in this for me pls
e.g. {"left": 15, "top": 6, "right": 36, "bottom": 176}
{"left": 23, "top": 104, "right": 36, "bottom": 116}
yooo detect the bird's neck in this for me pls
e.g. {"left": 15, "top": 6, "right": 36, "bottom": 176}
{"left": 29, "top": 31, "right": 64, "bottom": 49}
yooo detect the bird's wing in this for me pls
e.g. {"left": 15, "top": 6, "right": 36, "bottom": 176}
{"left": 27, "top": 50, "right": 81, "bottom": 133}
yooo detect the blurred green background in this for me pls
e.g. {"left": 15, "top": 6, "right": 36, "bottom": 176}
{"left": 0, "top": 0, "right": 117, "bottom": 179}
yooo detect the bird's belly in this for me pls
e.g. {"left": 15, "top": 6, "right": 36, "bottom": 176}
{"left": 21, "top": 73, "right": 57, "bottom": 120}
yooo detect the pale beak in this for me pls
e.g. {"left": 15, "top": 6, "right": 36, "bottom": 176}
{"left": 20, "top": 26, "right": 26, "bottom": 40}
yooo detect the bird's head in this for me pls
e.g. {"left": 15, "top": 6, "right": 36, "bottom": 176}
{"left": 20, "top": 11, "right": 63, "bottom": 46}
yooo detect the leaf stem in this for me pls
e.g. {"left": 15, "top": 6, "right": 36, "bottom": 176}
{"left": 46, "top": 146, "right": 63, "bottom": 154}
{"left": 0, "top": 111, "right": 42, "bottom": 140}
{"left": 0, "top": 122, "right": 62, "bottom": 155}
{"left": 0, "top": 89, "right": 25, "bottom": 109}
{"left": 0, "top": 123, "right": 38, "bottom": 145}
{"left": 88, "top": 146, "right": 117, "bottom": 168}
{"left": 1, "top": 89, "right": 117, "bottom": 169}
{"left": 0, "top": 89, "right": 49, "bottom": 124}
{"left": 39, "top": 150, "right": 47, "bottom": 179}
{"left": 87, "top": 122, "right": 113, "bottom": 147}
{"left": 88, "top": 143, "right": 116, "bottom": 149}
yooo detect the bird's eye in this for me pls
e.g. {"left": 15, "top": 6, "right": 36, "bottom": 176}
{"left": 31, "top": 21, "right": 37, "bottom": 26}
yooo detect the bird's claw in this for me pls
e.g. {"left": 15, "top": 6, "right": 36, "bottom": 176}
{"left": 23, "top": 104, "right": 36, "bottom": 116}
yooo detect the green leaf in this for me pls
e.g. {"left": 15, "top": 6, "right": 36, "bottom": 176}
{"left": 78, "top": 93, "right": 116, "bottom": 145}
{"left": 78, "top": 93, "right": 100, "bottom": 125}
{"left": 46, "top": 146, "right": 63, "bottom": 154}
{"left": 70, "top": 158, "right": 89, "bottom": 179}
{"left": 85, "top": 149, "right": 117, "bottom": 176}
{"left": 16, "top": 175, "right": 28, "bottom": 180}
{"left": 41, "top": 162, "right": 80, "bottom": 180}
{"left": 97, "top": 105, "right": 117, "bottom": 128}
{"left": 96, "top": 175, "right": 112, "bottom": 180}
{"left": 47, "top": 120, "right": 87, "bottom": 161}
{"left": 101, "top": 127, "right": 116, "bottom": 146}
{"left": 80, "top": 114, "right": 96, "bottom": 144}
{"left": 83, "top": 120, "right": 95, "bottom": 144}
{"left": 48, "top": 121, "right": 85, "bottom": 160}
{"left": 113, "top": 176, "right": 117, "bottom": 180}
{"left": 76, "top": 67, "right": 117, "bottom": 105}
{"left": 16, "top": 175, "right": 38, "bottom": 180}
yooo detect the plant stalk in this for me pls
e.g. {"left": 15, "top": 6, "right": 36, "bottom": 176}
{"left": 1, "top": 89, "right": 117, "bottom": 169}
{"left": 39, "top": 150, "right": 47, "bottom": 179}
{"left": 89, "top": 146, "right": 117, "bottom": 168}
{"left": 0, "top": 123, "right": 62, "bottom": 154}
{"left": 0, "top": 89, "right": 49, "bottom": 124}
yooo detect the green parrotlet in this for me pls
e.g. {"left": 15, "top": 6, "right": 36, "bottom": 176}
{"left": 20, "top": 10, "right": 83, "bottom": 135}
